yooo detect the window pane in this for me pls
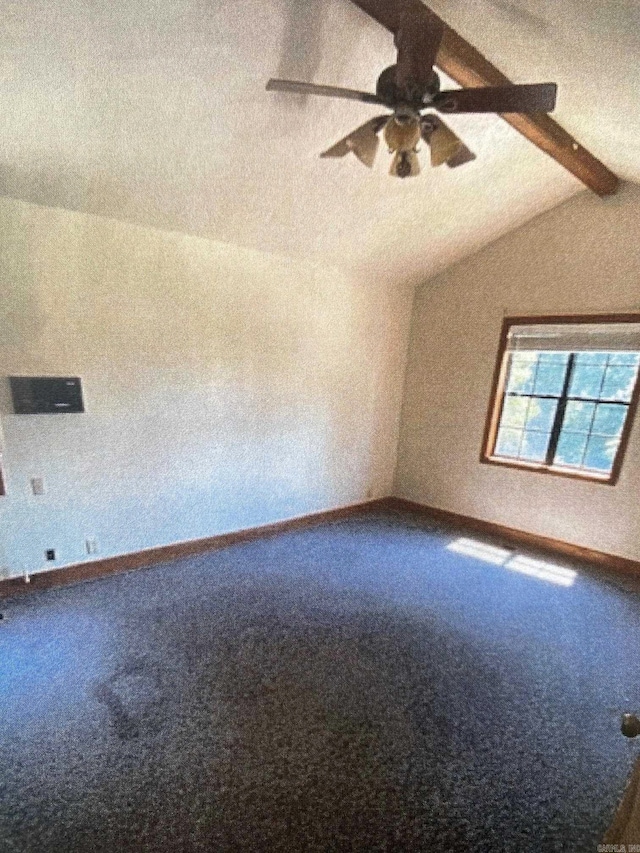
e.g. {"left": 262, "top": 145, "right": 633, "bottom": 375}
{"left": 608, "top": 353, "right": 640, "bottom": 367}
{"left": 592, "top": 404, "right": 627, "bottom": 437}
{"left": 574, "top": 352, "right": 608, "bottom": 366}
{"left": 520, "top": 431, "right": 550, "bottom": 462}
{"left": 600, "top": 365, "right": 638, "bottom": 402}
{"left": 554, "top": 432, "right": 588, "bottom": 467}
{"left": 583, "top": 435, "right": 619, "bottom": 472}
{"left": 525, "top": 398, "right": 557, "bottom": 432}
{"left": 501, "top": 396, "right": 529, "bottom": 428}
{"left": 495, "top": 428, "right": 522, "bottom": 457}
{"left": 569, "top": 364, "right": 606, "bottom": 399}
{"left": 539, "top": 352, "right": 569, "bottom": 365}
{"left": 507, "top": 354, "right": 537, "bottom": 394}
{"left": 533, "top": 362, "right": 566, "bottom": 396}
{"left": 489, "top": 337, "right": 640, "bottom": 478}
{"left": 562, "top": 400, "right": 595, "bottom": 433}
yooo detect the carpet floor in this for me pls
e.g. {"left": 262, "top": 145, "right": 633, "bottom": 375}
{"left": 1, "top": 509, "right": 639, "bottom": 852}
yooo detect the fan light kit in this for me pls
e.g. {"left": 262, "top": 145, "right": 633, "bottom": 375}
{"left": 267, "top": 3, "right": 557, "bottom": 178}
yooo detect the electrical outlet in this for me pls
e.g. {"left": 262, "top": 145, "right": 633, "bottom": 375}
{"left": 31, "top": 477, "right": 44, "bottom": 495}
{"left": 46, "top": 549, "right": 56, "bottom": 561}
{"left": 85, "top": 539, "right": 98, "bottom": 555}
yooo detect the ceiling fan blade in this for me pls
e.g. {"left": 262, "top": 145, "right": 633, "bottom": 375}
{"left": 395, "top": 6, "right": 444, "bottom": 95}
{"left": 320, "top": 116, "right": 388, "bottom": 168}
{"left": 266, "top": 79, "right": 383, "bottom": 105}
{"left": 433, "top": 83, "right": 557, "bottom": 113}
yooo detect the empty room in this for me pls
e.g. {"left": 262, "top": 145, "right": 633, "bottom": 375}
{"left": 1, "top": 0, "right": 640, "bottom": 850}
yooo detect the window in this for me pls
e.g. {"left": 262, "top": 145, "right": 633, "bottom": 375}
{"left": 482, "top": 316, "right": 640, "bottom": 484}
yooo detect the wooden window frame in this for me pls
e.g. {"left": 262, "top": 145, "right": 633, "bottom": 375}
{"left": 481, "top": 314, "right": 640, "bottom": 485}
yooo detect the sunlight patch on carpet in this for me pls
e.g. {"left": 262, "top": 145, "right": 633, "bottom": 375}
{"left": 447, "top": 537, "right": 512, "bottom": 565}
{"left": 447, "top": 537, "right": 577, "bottom": 586}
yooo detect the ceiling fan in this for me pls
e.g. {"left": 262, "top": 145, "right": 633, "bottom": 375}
{"left": 266, "top": 3, "right": 557, "bottom": 178}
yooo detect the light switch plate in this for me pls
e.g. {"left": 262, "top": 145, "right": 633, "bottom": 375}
{"left": 31, "top": 477, "right": 44, "bottom": 496}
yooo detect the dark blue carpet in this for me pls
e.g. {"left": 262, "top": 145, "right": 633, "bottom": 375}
{"left": 1, "top": 509, "right": 639, "bottom": 852}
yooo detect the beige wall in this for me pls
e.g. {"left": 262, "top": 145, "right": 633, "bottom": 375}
{"left": 6, "top": 180, "right": 639, "bottom": 579}
{"left": 395, "top": 182, "right": 640, "bottom": 561}
{"left": 0, "top": 197, "right": 412, "bottom": 578}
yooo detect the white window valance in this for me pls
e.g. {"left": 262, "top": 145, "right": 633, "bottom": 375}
{"left": 507, "top": 321, "right": 640, "bottom": 353}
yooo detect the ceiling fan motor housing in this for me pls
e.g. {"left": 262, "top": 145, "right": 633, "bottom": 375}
{"left": 376, "top": 65, "right": 440, "bottom": 108}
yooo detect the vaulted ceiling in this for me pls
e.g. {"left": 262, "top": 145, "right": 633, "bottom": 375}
{"left": 1, "top": 0, "right": 638, "bottom": 284}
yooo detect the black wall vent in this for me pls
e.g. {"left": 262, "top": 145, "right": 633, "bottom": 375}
{"left": 9, "top": 377, "right": 85, "bottom": 414}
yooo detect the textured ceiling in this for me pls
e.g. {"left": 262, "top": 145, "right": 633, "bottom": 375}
{"left": 1, "top": 0, "right": 638, "bottom": 284}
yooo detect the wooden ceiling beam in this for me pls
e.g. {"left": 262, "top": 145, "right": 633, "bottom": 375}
{"left": 436, "top": 27, "right": 619, "bottom": 196}
{"left": 350, "top": 0, "right": 620, "bottom": 196}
